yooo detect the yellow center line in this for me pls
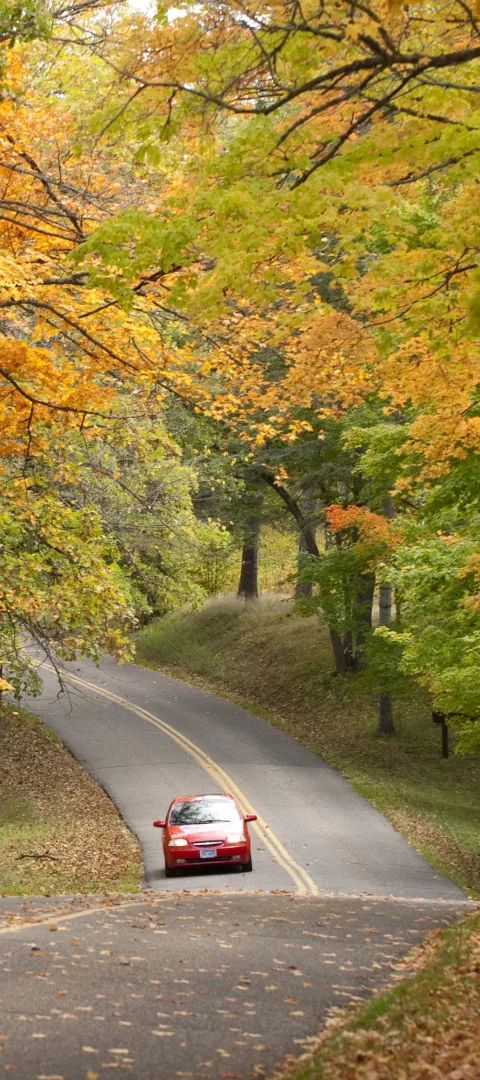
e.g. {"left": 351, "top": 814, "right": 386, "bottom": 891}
{"left": 0, "top": 902, "right": 146, "bottom": 936}
{"left": 44, "top": 665, "right": 319, "bottom": 897}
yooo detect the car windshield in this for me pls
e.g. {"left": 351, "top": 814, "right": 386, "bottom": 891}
{"left": 169, "top": 798, "right": 242, "bottom": 826}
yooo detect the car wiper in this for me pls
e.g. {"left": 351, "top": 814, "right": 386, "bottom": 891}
{"left": 176, "top": 817, "right": 236, "bottom": 825}
{"left": 179, "top": 819, "right": 215, "bottom": 825}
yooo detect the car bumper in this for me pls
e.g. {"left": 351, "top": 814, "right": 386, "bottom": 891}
{"left": 166, "top": 844, "right": 250, "bottom": 869}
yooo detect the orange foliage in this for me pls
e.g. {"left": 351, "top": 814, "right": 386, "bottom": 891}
{"left": 0, "top": 51, "right": 157, "bottom": 463}
{"left": 326, "top": 505, "right": 400, "bottom": 547}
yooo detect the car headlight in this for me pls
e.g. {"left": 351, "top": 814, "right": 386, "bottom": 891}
{"left": 168, "top": 838, "right": 188, "bottom": 848}
{"left": 225, "top": 835, "right": 244, "bottom": 844}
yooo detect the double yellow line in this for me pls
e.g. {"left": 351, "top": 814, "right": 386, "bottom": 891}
{"left": 46, "top": 666, "right": 319, "bottom": 897}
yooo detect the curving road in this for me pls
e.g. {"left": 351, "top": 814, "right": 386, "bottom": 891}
{"left": 26, "top": 654, "right": 466, "bottom": 903}
{"left": 0, "top": 653, "right": 473, "bottom": 1079}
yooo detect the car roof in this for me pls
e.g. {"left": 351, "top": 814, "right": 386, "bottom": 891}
{"left": 169, "top": 793, "right": 235, "bottom": 804}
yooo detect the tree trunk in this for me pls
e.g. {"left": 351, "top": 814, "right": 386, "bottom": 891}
{"left": 355, "top": 572, "right": 375, "bottom": 668}
{"left": 295, "top": 529, "right": 313, "bottom": 597}
{"left": 377, "top": 497, "right": 395, "bottom": 734}
{"left": 294, "top": 492, "right": 317, "bottom": 598}
{"left": 378, "top": 691, "right": 394, "bottom": 735}
{"left": 379, "top": 580, "right": 394, "bottom": 629}
{"left": 342, "top": 628, "right": 356, "bottom": 670}
{"left": 237, "top": 514, "right": 260, "bottom": 600}
{"left": 329, "top": 628, "right": 347, "bottom": 674}
{"left": 256, "top": 470, "right": 367, "bottom": 673}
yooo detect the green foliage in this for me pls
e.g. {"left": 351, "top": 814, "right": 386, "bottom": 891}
{"left": 342, "top": 421, "right": 407, "bottom": 496}
{"left": 467, "top": 270, "right": 480, "bottom": 333}
{"left": 337, "top": 406, "right": 480, "bottom": 754}
{"left": 0, "top": 642, "right": 41, "bottom": 700}
{"left": 72, "top": 208, "right": 200, "bottom": 291}
{"left": 384, "top": 534, "right": 480, "bottom": 752}
{"left": 48, "top": 417, "right": 234, "bottom": 618}
{"left": 300, "top": 547, "right": 369, "bottom": 639}
{"left": 2, "top": 0, "right": 480, "bottom": 772}
{"left": 0, "top": 0, "right": 51, "bottom": 45}
{"left": 258, "top": 526, "right": 297, "bottom": 593}
{"left": 358, "top": 628, "right": 406, "bottom": 697}
{"left": 0, "top": 475, "right": 138, "bottom": 693}
{"left": 182, "top": 518, "right": 234, "bottom": 599}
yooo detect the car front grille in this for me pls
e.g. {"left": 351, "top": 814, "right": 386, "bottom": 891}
{"left": 190, "top": 839, "right": 223, "bottom": 847}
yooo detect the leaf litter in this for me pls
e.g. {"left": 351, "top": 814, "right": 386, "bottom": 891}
{"left": 0, "top": 706, "right": 142, "bottom": 894}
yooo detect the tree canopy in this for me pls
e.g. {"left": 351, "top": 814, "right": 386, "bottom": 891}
{"left": 1, "top": 0, "right": 480, "bottom": 749}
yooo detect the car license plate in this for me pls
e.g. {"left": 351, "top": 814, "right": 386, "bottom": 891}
{"left": 199, "top": 848, "right": 217, "bottom": 859}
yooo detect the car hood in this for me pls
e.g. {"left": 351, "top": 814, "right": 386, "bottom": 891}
{"left": 168, "top": 824, "right": 242, "bottom": 843}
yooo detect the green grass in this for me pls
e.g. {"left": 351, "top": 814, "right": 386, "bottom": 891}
{"left": 135, "top": 596, "right": 480, "bottom": 895}
{"left": 282, "top": 912, "right": 480, "bottom": 1080}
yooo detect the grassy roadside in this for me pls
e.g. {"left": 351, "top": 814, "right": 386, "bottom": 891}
{"left": 0, "top": 703, "right": 142, "bottom": 895}
{"left": 276, "top": 912, "right": 480, "bottom": 1080}
{"left": 135, "top": 596, "right": 480, "bottom": 896}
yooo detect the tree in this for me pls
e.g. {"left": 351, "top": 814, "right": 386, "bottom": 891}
{"left": 0, "top": 29, "right": 212, "bottom": 687}
{"left": 42, "top": 414, "right": 232, "bottom": 614}
{"left": 236, "top": 485, "right": 262, "bottom": 600}
{"left": 0, "top": 457, "right": 137, "bottom": 695}
{"left": 2, "top": 0, "right": 480, "bottom": 754}
{"left": 377, "top": 498, "right": 396, "bottom": 736}
{"left": 69, "top": 0, "right": 480, "bottom": 469}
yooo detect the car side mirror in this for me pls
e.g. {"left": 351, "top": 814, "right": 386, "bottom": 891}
{"left": 244, "top": 813, "right": 257, "bottom": 823}
{"left": 153, "top": 819, "right": 166, "bottom": 828}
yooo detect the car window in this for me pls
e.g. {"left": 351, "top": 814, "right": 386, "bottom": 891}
{"left": 169, "top": 799, "right": 242, "bottom": 826}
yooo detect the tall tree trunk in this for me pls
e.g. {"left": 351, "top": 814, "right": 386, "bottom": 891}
{"left": 295, "top": 527, "right": 314, "bottom": 598}
{"left": 237, "top": 514, "right": 260, "bottom": 600}
{"left": 377, "top": 497, "right": 395, "bottom": 734}
{"left": 295, "top": 494, "right": 317, "bottom": 598}
{"left": 329, "top": 628, "right": 347, "bottom": 674}
{"left": 256, "top": 469, "right": 365, "bottom": 673}
{"left": 378, "top": 690, "right": 394, "bottom": 735}
{"left": 355, "top": 572, "right": 375, "bottom": 669}
{"left": 342, "top": 628, "right": 356, "bottom": 670}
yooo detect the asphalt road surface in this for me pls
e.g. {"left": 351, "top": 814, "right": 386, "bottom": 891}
{"left": 0, "top": 653, "right": 473, "bottom": 1080}
{"left": 0, "top": 891, "right": 473, "bottom": 1080}
{"left": 22, "top": 654, "right": 471, "bottom": 900}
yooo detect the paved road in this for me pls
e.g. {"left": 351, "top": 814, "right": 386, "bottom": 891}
{"left": 0, "top": 892, "right": 472, "bottom": 1079}
{"left": 1, "top": 652, "right": 471, "bottom": 1080}
{"left": 25, "top": 654, "right": 468, "bottom": 901}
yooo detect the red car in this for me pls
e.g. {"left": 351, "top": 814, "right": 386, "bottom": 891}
{"left": 153, "top": 793, "right": 257, "bottom": 877}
